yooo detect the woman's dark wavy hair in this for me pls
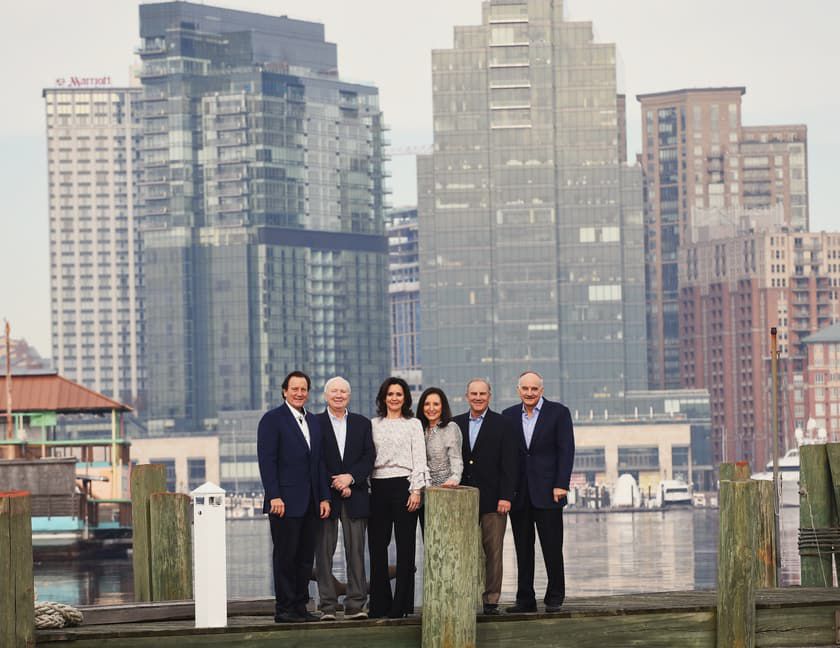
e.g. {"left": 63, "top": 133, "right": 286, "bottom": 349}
{"left": 416, "top": 387, "right": 453, "bottom": 430}
{"left": 375, "top": 376, "right": 413, "bottom": 418}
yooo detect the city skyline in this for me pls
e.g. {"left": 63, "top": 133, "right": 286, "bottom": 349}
{"left": 2, "top": 0, "right": 839, "bottom": 357}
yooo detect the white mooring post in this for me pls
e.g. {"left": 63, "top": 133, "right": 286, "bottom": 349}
{"left": 191, "top": 482, "right": 227, "bottom": 628}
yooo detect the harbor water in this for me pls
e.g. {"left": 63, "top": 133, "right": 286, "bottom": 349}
{"left": 34, "top": 506, "right": 802, "bottom": 606}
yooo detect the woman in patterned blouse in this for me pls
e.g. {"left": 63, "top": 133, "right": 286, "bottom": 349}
{"left": 416, "top": 387, "right": 463, "bottom": 534}
{"left": 367, "top": 376, "right": 429, "bottom": 618}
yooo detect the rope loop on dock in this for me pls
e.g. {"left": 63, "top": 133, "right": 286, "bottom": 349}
{"left": 34, "top": 601, "right": 84, "bottom": 629}
{"left": 798, "top": 527, "right": 840, "bottom": 555}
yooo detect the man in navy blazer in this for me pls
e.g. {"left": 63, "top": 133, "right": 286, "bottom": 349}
{"left": 314, "top": 376, "right": 375, "bottom": 621}
{"left": 502, "top": 371, "right": 575, "bottom": 613}
{"left": 258, "top": 370, "right": 331, "bottom": 623}
{"left": 453, "top": 378, "right": 519, "bottom": 616}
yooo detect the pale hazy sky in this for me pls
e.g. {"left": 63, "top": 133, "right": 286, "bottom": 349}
{"left": 2, "top": 0, "right": 838, "bottom": 355}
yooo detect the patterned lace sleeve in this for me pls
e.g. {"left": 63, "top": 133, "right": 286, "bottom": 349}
{"left": 445, "top": 422, "right": 463, "bottom": 483}
{"left": 408, "top": 418, "right": 430, "bottom": 492}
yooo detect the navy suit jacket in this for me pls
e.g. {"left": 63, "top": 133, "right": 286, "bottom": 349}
{"left": 316, "top": 410, "right": 375, "bottom": 519}
{"left": 453, "top": 409, "right": 519, "bottom": 515}
{"left": 502, "top": 398, "right": 575, "bottom": 510}
{"left": 257, "top": 403, "right": 331, "bottom": 517}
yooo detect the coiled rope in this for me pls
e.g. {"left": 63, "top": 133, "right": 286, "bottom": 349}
{"left": 34, "top": 601, "right": 84, "bottom": 629}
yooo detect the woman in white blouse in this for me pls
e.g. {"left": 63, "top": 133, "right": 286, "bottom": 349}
{"left": 368, "top": 376, "right": 429, "bottom": 618}
{"left": 416, "top": 387, "right": 462, "bottom": 535}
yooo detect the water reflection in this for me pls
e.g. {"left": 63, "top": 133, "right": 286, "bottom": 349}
{"left": 34, "top": 558, "right": 134, "bottom": 606}
{"left": 33, "top": 507, "right": 802, "bottom": 606}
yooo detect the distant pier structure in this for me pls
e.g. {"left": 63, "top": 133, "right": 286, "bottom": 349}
{"left": 0, "top": 371, "right": 133, "bottom": 555}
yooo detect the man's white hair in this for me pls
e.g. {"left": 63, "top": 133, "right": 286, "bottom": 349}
{"left": 323, "top": 376, "right": 351, "bottom": 394}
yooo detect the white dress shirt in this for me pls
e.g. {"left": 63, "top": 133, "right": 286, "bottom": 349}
{"left": 286, "top": 401, "right": 310, "bottom": 448}
{"left": 328, "top": 408, "right": 348, "bottom": 460}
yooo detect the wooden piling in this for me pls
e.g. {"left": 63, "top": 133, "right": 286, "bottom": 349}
{"left": 824, "top": 443, "right": 840, "bottom": 584}
{"left": 717, "top": 479, "right": 756, "bottom": 648}
{"left": 752, "top": 479, "right": 777, "bottom": 588}
{"left": 150, "top": 492, "right": 192, "bottom": 601}
{"left": 131, "top": 464, "right": 167, "bottom": 602}
{"left": 799, "top": 444, "right": 835, "bottom": 587}
{"left": 0, "top": 490, "right": 34, "bottom": 647}
{"left": 422, "top": 486, "right": 479, "bottom": 648}
{"left": 719, "top": 461, "right": 751, "bottom": 482}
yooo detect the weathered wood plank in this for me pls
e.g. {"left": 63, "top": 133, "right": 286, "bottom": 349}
{"left": 150, "top": 493, "right": 192, "bottom": 601}
{"left": 37, "top": 616, "right": 422, "bottom": 646}
{"left": 476, "top": 612, "right": 715, "bottom": 647}
{"left": 37, "top": 612, "right": 717, "bottom": 647}
{"left": 717, "top": 479, "right": 756, "bottom": 648}
{"left": 422, "top": 486, "right": 479, "bottom": 648}
{"left": 824, "top": 442, "right": 840, "bottom": 584}
{"left": 755, "top": 604, "right": 837, "bottom": 647}
{"left": 753, "top": 479, "right": 778, "bottom": 588}
{"left": 71, "top": 588, "right": 840, "bottom": 627}
{"left": 1, "top": 491, "right": 34, "bottom": 648}
{"left": 10, "top": 493, "right": 34, "bottom": 647}
{"left": 799, "top": 444, "right": 835, "bottom": 587}
{"left": 0, "top": 493, "right": 15, "bottom": 646}
{"left": 131, "top": 464, "right": 167, "bottom": 602}
{"left": 756, "top": 586, "right": 840, "bottom": 607}
{"left": 77, "top": 598, "right": 275, "bottom": 625}
{"left": 38, "top": 589, "right": 840, "bottom": 646}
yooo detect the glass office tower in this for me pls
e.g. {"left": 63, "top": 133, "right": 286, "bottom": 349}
{"left": 387, "top": 207, "right": 422, "bottom": 395}
{"left": 418, "top": 0, "right": 646, "bottom": 413}
{"left": 137, "top": 2, "right": 388, "bottom": 430}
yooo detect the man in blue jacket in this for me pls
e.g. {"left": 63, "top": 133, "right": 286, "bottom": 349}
{"left": 314, "top": 376, "right": 375, "bottom": 621}
{"left": 503, "top": 371, "right": 575, "bottom": 614}
{"left": 258, "top": 370, "right": 331, "bottom": 623}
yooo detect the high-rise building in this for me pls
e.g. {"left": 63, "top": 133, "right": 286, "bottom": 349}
{"left": 803, "top": 323, "right": 840, "bottom": 442}
{"left": 637, "top": 87, "right": 808, "bottom": 390}
{"left": 137, "top": 2, "right": 389, "bottom": 430}
{"left": 43, "top": 86, "right": 144, "bottom": 407}
{"left": 680, "top": 208, "right": 839, "bottom": 467}
{"left": 386, "top": 207, "right": 421, "bottom": 394}
{"left": 418, "top": 0, "right": 647, "bottom": 413}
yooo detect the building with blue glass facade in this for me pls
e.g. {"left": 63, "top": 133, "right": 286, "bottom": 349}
{"left": 418, "top": 0, "right": 647, "bottom": 413}
{"left": 137, "top": 2, "right": 389, "bottom": 430}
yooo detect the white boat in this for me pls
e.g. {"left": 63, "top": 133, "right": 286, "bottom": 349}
{"left": 613, "top": 473, "right": 641, "bottom": 508}
{"left": 658, "top": 479, "right": 693, "bottom": 507}
{"left": 751, "top": 448, "right": 800, "bottom": 507}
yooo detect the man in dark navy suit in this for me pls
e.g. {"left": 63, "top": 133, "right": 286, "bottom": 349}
{"left": 314, "top": 376, "right": 375, "bottom": 621}
{"left": 454, "top": 378, "right": 519, "bottom": 616}
{"left": 503, "top": 371, "right": 575, "bottom": 614}
{"left": 258, "top": 370, "right": 331, "bottom": 623}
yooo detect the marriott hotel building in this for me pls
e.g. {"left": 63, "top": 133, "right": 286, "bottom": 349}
{"left": 43, "top": 85, "right": 145, "bottom": 408}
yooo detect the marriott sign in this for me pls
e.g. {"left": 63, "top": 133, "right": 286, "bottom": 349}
{"left": 54, "top": 76, "right": 113, "bottom": 88}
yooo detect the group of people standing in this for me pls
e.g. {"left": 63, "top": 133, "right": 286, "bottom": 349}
{"left": 257, "top": 370, "right": 575, "bottom": 623}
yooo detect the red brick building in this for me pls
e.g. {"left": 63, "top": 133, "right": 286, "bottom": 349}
{"left": 638, "top": 87, "right": 808, "bottom": 392}
{"left": 803, "top": 323, "right": 840, "bottom": 441}
{"left": 680, "top": 212, "right": 840, "bottom": 467}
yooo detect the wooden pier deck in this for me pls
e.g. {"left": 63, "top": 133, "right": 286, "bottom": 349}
{"left": 36, "top": 588, "right": 840, "bottom": 647}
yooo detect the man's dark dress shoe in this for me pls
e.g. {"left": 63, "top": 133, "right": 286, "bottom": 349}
{"left": 274, "top": 612, "right": 301, "bottom": 623}
{"left": 505, "top": 602, "right": 538, "bottom": 613}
